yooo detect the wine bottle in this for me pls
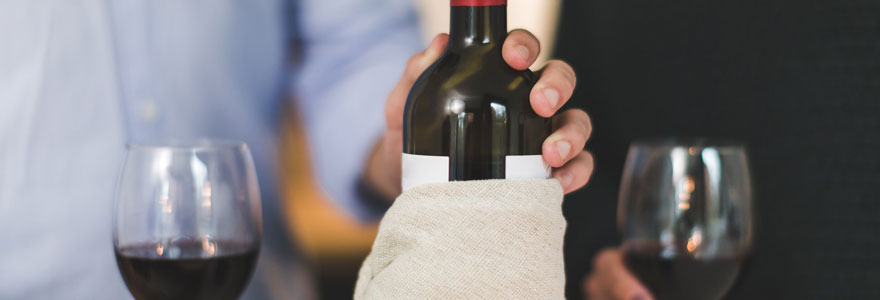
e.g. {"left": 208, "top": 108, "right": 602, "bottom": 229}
{"left": 402, "top": 0, "right": 551, "bottom": 191}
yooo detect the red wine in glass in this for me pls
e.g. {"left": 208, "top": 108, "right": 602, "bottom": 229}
{"left": 624, "top": 251, "right": 743, "bottom": 300}
{"left": 114, "top": 141, "right": 263, "bottom": 300}
{"left": 115, "top": 240, "right": 258, "bottom": 300}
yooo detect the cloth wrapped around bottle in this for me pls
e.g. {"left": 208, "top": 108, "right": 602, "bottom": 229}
{"left": 354, "top": 179, "right": 566, "bottom": 299}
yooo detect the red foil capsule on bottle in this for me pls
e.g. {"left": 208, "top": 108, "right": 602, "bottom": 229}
{"left": 451, "top": 0, "right": 507, "bottom": 6}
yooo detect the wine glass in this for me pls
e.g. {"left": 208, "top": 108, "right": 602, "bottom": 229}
{"left": 113, "top": 140, "right": 262, "bottom": 300}
{"left": 618, "top": 139, "right": 753, "bottom": 300}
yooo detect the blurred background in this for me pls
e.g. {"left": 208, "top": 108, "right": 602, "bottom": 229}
{"left": 284, "top": 0, "right": 879, "bottom": 299}
{"left": 558, "top": 1, "right": 879, "bottom": 298}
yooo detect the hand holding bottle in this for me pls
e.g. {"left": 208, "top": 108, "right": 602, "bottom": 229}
{"left": 367, "top": 29, "right": 593, "bottom": 199}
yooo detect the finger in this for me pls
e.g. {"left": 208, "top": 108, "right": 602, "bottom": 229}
{"left": 552, "top": 151, "right": 594, "bottom": 194}
{"left": 502, "top": 29, "right": 541, "bottom": 70}
{"left": 531, "top": 60, "right": 577, "bottom": 117}
{"left": 593, "top": 249, "right": 653, "bottom": 300}
{"left": 543, "top": 109, "right": 592, "bottom": 167}
{"left": 584, "top": 274, "right": 608, "bottom": 300}
{"left": 385, "top": 34, "right": 449, "bottom": 131}
{"left": 402, "top": 34, "right": 448, "bottom": 87}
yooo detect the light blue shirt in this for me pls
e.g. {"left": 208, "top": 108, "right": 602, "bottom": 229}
{"left": 0, "top": 0, "right": 421, "bottom": 298}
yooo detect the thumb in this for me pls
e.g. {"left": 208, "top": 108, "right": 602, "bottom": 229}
{"left": 401, "top": 34, "right": 448, "bottom": 88}
{"left": 385, "top": 34, "right": 448, "bottom": 131}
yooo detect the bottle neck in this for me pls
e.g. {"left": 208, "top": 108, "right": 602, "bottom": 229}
{"left": 448, "top": 5, "right": 507, "bottom": 51}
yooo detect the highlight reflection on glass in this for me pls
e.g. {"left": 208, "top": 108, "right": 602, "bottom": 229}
{"left": 617, "top": 139, "right": 753, "bottom": 300}
{"left": 113, "top": 140, "right": 262, "bottom": 300}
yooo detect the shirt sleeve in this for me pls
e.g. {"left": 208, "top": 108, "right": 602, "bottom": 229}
{"left": 290, "top": 0, "right": 423, "bottom": 222}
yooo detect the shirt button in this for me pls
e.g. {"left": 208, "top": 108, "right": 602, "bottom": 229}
{"left": 141, "top": 99, "right": 159, "bottom": 122}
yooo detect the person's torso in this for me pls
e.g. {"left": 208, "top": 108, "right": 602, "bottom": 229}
{"left": 0, "top": 1, "right": 289, "bottom": 298}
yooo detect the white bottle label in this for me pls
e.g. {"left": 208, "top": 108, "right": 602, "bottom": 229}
{"left": 505, "top": 155, "right": 552, "bottom": 180}
{"left": 401, "top": 153, "right": 550, "bottom": 191}
{"left": 401, "top": 153, "right": 450, "bottom": 191}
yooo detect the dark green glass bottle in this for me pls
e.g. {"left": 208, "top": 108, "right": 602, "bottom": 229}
{"left": 402, "top": 0, "right": 551, "bottom": 190}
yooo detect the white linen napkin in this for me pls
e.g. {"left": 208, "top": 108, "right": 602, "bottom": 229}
{"left": 354, "top": 179, "right": 566, "bottom": 299}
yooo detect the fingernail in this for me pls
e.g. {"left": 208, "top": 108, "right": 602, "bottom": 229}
{"left": 515, "top": 45, "right": 530, "bottom": 61}
{"left": 555, "top": 140, "right": 571, "bottom": 160}
{"left": 543, "top": 88, "right": 559, "bottom": 109}
{"left": 557, "top": 172, "right": 573, "bottom": 187}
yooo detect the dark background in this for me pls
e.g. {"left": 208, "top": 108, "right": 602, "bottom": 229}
{"left": 555, "top": 0, "right": 880, "bottom": 299}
